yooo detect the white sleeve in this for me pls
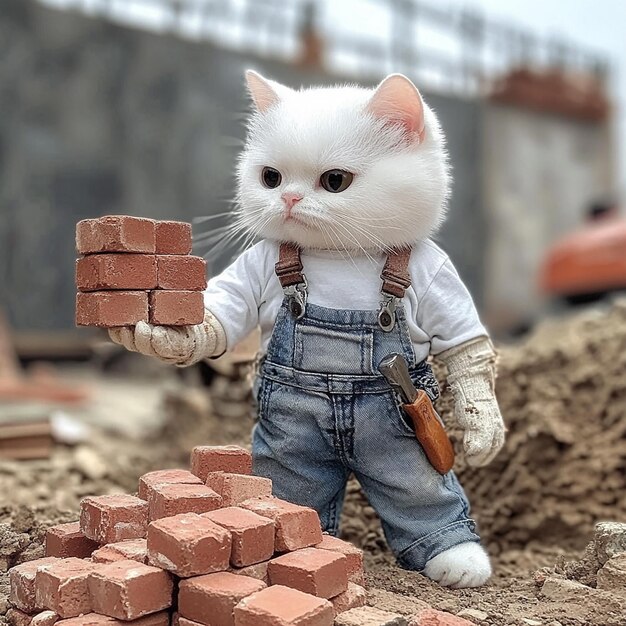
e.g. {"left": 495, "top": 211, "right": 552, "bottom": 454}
{"left": 418, "top": 259, "right": 488, "bottom": 355}
{"left": 203, "top": 242, "right": 274, "bottom": 349}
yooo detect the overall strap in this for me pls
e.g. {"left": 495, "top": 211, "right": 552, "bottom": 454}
{"left": 378, "top": 247, "right": 412, "bottom": 332}
{"left": 275, "top": 242, "right": 307, "bottom": 318}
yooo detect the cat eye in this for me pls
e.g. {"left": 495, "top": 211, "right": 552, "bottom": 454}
{"left": 261, "top": 167, "right": 282, "bottom": 189}
{"left": 320, "top": 169, "right": 354, "bottom": 193}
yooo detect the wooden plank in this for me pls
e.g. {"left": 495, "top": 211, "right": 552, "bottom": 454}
{"left": 0, "top": 421, "right": 51, "bottom": 440}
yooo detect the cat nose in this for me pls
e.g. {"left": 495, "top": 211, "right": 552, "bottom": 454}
{"left": 281, "top": 193, "right": 303, "bottom": 210}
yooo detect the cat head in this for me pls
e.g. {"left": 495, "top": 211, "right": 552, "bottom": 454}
{"left": 236, "top": 70, "right": 451, "bottom": 252}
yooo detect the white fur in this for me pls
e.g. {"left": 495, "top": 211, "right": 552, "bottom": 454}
{"left": 236, "top": 74, "right": 451, "bottom": 252}
{"left": 423, "top": 542, "right": 492, "bottom": 588}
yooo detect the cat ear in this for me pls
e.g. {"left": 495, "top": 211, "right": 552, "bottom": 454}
{"left": 367, "top": 74, "right": 425, "bottom": 143}
{"left": 245, "top": 70, "right": 290, "bottom": 113}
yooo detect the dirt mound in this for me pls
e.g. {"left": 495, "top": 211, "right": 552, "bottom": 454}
{"left": 341, "top": 299, "right": 626, "bottom": 559}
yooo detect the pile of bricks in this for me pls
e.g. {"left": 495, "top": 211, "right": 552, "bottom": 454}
{"left": 7, "top": 445, "right": 370, "bottom": 626}
{"left": 75, "top": 216, "right": 206, "bottom": 328}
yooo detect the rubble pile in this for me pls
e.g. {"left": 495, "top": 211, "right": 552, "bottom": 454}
{"left": 5, "top": 446, "right": 473, "bottom": 626}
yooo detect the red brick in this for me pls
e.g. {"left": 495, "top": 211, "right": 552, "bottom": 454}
{"left": 155, "top": 221, "right": 192, "bottom": 255}
{"left": 334, "top": 607, "right": 407, "bottom": 625}
{"left": 91, "top": 539, "right": 148, "bottom": 564}
{"left": 190, "top": 446, "right": 252, "bottom": 482}
{"left": 233, "top": 585, "right": 333, "bottom": 626}
{"left": 177, "top": 618, "right": 202, "bottom": 626}
{"left": 148, "top": 483, "right": 221, "bottom": 521}
{"left": 411, "top": 609, "right": 474, "bottom": 626}
{"left": 138, "top": 469, "right": 203, "bottom": 501}
{"left": 34, "top": 557, "right": 94, "bottom": 618}
{"left": 76, "top": 216, "right": 155, "bottom": 255}
{"left": 330, "top": 583, "right": 366, "bottom": 616}
{"left": 156, "top": 256, "right": 207, "bottom": 291}
{"left": 268, "top": 548, "right": 348, "bottom": 599}
{"left": 6, "top": 608, "right": 33, "bottom": 626}
{"left": 45, "top": 522, "right": 99, "bottom": 559}
{"left": 80, "top": 494, "right": 148, "bottom": 543}
{"left": 76, "top": 255, "right": 157, "bottom": 292}
{"left": 148, "top": 291, "right": 204, "bottom": 326}
{"left": 9, "top": 558, "right": 59, "bottom": 613}
{"left": 76, "top": 292, "right": 148, "bottom": 328}
{"left": 239, "top": 497, "right": 323, "bottom": 552}
{"left": 205, "top": 472, "right": 272, "bottom": 507}
{"left": 147, "top": 513, "right": 231, "bottom": 578}
{"left": 315, "top": 535, "right": 364, "bottom": 585}
{"left": 179, "top": 572, "right": 266, "bottom": 626}
{"left": 202, "top": 507, "right": 274, "bottom": 567}
{"left": 229, "top": 562, "right": 269, "bottom": 585}
{"left": 88, "top": 559, "right": 173, "bottom": 621}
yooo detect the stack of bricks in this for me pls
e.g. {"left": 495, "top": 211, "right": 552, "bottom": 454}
{"left": 75, "top": 216, "right": 206, "bottom": 328}
{"left": 7, "top": 445, "right": 369, "bottom": 626}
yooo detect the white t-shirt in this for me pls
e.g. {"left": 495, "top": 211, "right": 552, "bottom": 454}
{"left": 204, "top": 239, "right": 487, "bottom": 362}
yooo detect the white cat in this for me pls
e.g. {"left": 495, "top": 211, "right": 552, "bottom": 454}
{"left": 110, "top": 71, "right": 504, "bottom": 589}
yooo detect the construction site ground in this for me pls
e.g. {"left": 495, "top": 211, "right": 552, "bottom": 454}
{"left": 2, "top": 300, "right": 626, "bottom": 626}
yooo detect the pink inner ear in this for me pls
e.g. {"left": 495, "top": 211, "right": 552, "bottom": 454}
{"left": 367, "top": 75, "right": 425, "bottom": 143}
{"left": 246, "top": 70, "right": 281, "bottom": 113}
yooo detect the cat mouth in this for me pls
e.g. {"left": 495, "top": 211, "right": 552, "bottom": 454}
{"left": 283, "top": 214, "right": 311, "bottom": 228}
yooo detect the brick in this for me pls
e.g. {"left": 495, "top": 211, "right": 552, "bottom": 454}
{"left": 239, "top": 497, "right": 323, "bottom": 552}
{"left": 330, "top": 583, "right": 366, "bottom": 616}
{"left": 190, "top": 446, "right": 253, "bottom": 482}
{"left": 268, "top": 548, "right": 348, "bottom": 599}
{"left": 80, "top": 494, "right": 148, "bottom": 543}
{"left": 30, "top": 611, "right": 58, "bottom": 626}
{"left": 148, "top": 483, "right": 221, "bottom": 521}
{"left": 9, "top": 558, "right": 59, "bottom": 613}
{"left": 76, "top": 254, "right": 157, "bottom": 292}
{"left": 155, "top": 221, "right": 192, "bottom": 255}
{"left": 315, "top": 535, "right": 364, "bottom": 585}
{"left": 410, "top": 609, "right": 474, "bottom": 626}
{"left": 45, "top": 522, "right": 99, "bottom": 559}
{"left": 229, "top": 562, "right": 269, "bottom": 585}
{"left": 205, "top": 472, "right": 272, "bottom": 507}
{"left": 75, "top": 292, "right": 148, "bottom": 328}
{"left": 179, "top": 572, "right": 266, "bottom": 626}
{"left": 203, "top": 507, "right": 274, "bottom": 567}
{"left": 88, "top": 559, "right": 173, "bottom": 621}
{"left": 334, "top": 607, "right": 408, "bottom": 626}
{"left": 138, "top": 469, "right": 203, "bottom": 501}
{"left": 6, "top": 608, "right": 33, "bottom": 626}
{"left": 147, "top": 513, "right": 231, "bottom": 578}
{"left": 91, "top": 539, "right": 148, "bottom": 564}
{"left": 76, "top": 216, "right": 155, "bottom": 255}
{"left": 55, "top": 612, "right": 169, "bottom": 626}
{"left": 178, "top": 618, "right": 203, "bottom": 626}
{"left": 156, "top": 256, "right": 207, "bottom": 291}
{"left": 233, "top": 585, "right": 333, "bottom": 626}
{"left": 34, "top": 557, "right": 94, "bottom": 618}
{"left": 148, "top": 291, "right": 204, "bottom": 326}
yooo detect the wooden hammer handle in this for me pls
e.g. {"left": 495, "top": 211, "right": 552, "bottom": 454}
{"left": 402, "top": 390, "right": 455, "bottom": 474}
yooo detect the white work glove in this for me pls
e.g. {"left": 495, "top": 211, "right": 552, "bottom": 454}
{"left": 108, "top": 309, "right": 227, "bottom": 367}
{"left": 438, "top": 337, "right": 505, "bottom": 467}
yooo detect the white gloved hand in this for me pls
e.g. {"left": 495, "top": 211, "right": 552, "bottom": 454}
{"left": 438, "top": 337, "right": 505, "bottom": 467}
{"left": 108, "top": 309, "right": 226, "bottom": 367}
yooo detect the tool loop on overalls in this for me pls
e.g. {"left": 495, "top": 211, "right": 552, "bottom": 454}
{"left": 378, "top": 247, "right": 412, "bottom": 332}
{"left": 275, "top": 242, "right": 308, "bottom": 320}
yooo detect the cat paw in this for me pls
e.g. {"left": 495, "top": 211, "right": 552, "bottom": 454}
{"left": 423, "top": 542, "right": 492, "bottom": 588}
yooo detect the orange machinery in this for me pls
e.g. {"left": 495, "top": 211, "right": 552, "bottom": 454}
{"left": 541, "top": 217, "right": 626, "bottom": 301}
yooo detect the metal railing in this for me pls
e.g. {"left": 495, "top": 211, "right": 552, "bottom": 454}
{"left": 39, "top": 0, "right": 610, "bottom": 96}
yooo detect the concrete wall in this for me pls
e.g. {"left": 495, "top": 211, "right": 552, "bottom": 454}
{"left": 0, "top": 0, "right": 483, "bottom": 333}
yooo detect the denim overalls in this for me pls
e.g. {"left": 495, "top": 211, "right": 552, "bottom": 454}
{"left": 252, "top": 246, "right": 480, "bottom": 570}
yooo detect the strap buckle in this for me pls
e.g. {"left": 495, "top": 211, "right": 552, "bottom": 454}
{"left": 378, "top": 293, "right": 397, "bottom": 332}
{"left": 284, "top": 276, "right": 308, "bottom": 319}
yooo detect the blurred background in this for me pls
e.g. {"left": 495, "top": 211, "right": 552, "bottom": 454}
{"left": 1, "top": 4, "right": 626, "bottom": 622}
